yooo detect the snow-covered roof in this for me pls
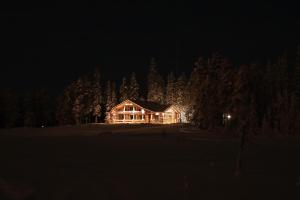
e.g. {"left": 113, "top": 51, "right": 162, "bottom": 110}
{"left": 129, "top": 99, "right": 171, "bottom": 112}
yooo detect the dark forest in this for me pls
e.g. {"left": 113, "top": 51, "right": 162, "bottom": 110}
{"left": 1, "top": 47, "right": 300, "bottom": 137}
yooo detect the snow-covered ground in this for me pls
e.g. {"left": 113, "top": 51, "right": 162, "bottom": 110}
{"left": 0, "top": 123, "right": 186, "bottom": 136}
{"left": 0, "top": 124, "right": 299, "bottom": 199}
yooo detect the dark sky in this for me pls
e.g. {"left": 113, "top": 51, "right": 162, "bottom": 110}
{"left": 1, "top": 1, "right": 300, "bottom": 93}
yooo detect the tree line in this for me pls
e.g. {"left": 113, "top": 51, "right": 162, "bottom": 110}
{"left": 1, "top": 48, "right": 300, "bottom": 135}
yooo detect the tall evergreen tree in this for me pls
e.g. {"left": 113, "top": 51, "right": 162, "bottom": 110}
{"left": 72, "top": 78, "right": 84, "bottom": 125}
{"left": 185, "top": 57, "right": 206, "bottom": 121}
{"left": 174, "top": 73, "right": 188, "bottom": 122}
{"left": 82, "top": 76, "right": 93, "bottom": 124}
{"left": 119, "top": 77, "right": 128, "bottom": 102}
{"left": 91, "top": 68, "right": 102, "bottom": 123}
{"left": 105, "top": 81, "right": 118, "bottom": 121}
{"left": 191, "top": 54, "right": 235, "bottom": 129}
{"left": 128, "top": 72, "right": 139, "bottom": 100}
{"left": 175, "top": 73, "right": 187, "bottom": 107}
{"left": 166, "top": 72, "right": 176, "bottom": 104}
{"left": 105, "top": 80, "right": 112, "bottom": 112}
{"left": 111, "top": 81, "right": 117, "bottom": 107}
{"left": 147, "top": 58, "right": 164, "bottom": 104}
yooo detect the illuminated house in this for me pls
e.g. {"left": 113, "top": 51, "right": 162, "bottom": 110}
{"left": 106, "top": 99, "right": 181, "bottom": 124}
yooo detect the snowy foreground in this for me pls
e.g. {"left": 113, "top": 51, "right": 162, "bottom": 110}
{"left": 0, "top": 124, "right": 299, "bottom": 200}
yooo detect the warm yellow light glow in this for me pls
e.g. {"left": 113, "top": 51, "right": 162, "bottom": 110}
{"left": 155, "top": 112, "right": 159, "bottom": 115}
{"left": 227, "top": 114, "right": 231, "bottom": 119}
{"left": 141, "top": 109, "right": 145, "bottom": 114}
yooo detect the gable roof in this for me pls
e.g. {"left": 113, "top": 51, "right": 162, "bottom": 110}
{"left": 130, "top": 99, "right": 171, "bottom": 112}
{"left": 109, "top": 99, "right": 179, "bottom": 113}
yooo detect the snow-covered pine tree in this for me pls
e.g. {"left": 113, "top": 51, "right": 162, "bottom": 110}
{"left": 191, "top": 54, "right": 232, "bottom": 130}
{"left": 185, "top": 57, "right": 206, "bottom": 122}
{"left": 128, "top": 72, "right": 139, "bottom": 100}
{"left": 230, "top": 64, "right": 252, "bottom": 131}
{"left": 217, "top": 55, "right": 236, "bottom": 120}
{"left": 111, "top": 81, "right": 117, "bottom": 107}
{"left": 147, "top": 58, "right": 165, "bottom": 104}
{"left": 166, "top": 72, "right": 176, "bottom": 105}
{"left": 175, "top": 73, "right": 187, "bottom": 106}
{"left": 82, "top": 76, "right": 93, "bottom": 124}
{"left": 119, "top": 77, "right": 128, "bottom": 102}
{"left": 105, "top": 80, "right": 112, "bottom": 112}
{"left": 105, "top": 81, "right": 112, "bottom": 122}
{"left": 72, "top": 78, "right": 85, "bottom": 125}
{"left": 174, "top": 73, "right": 188, "bottom": 122}
{"left": 91, "top": 68, "right": 102, "bottom": 123}
{"left": 105, "top": 81, "right": 118, "bottom": 121}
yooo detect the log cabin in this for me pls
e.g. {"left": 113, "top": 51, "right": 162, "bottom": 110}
{"left": 106, "top": 99, "right": 181, "bottom": 124}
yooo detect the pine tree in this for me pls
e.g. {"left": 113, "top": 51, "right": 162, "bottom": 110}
{"left": 111, "top": 81, "right": 117, "bottom": 107}
{"left": 128, "top": 72, "right": 139, "bottom": 100}
{"left": 105, "top": 80, "right": 117, "bottom": 111}
{"left": 175, "top": 73, "right": 187, "bottom": 107}
{"left": 105, "top": 80, "right": 112, "bottom": 112}
{"left": 82, "top": 76, "right": 93, "bottom": 124}
{"left": 166, "top": 72, "right": 176, "bottom": 104}
{"left": 72, "top": 78, "right": 84, "bottom": 125}
{"left": 119, "top": 77, "right": 128, "bottom": 102}
{"left": 174, "top": 73, "right": 188, "bottom": 122}
{"left": 185, "top": 57, "right": 206, "bottom": 122}
{"left": 191, "top": 54, "right": 234, "bottom": 129}
{"left": 147, "top": 58, "right": 164, "bottom": 104}
{"left": 230, "top": 64, "right": 254, "bottom": 175}
{"left": 91, "top": 68, "right": 102, "bottom": 123}
{"left": 105, "top": 81, "right": 118, "bottom": 121}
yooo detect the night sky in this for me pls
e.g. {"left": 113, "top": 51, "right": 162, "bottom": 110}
{"left": 1, "top": 1, "right": 300, "bottom": 93}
